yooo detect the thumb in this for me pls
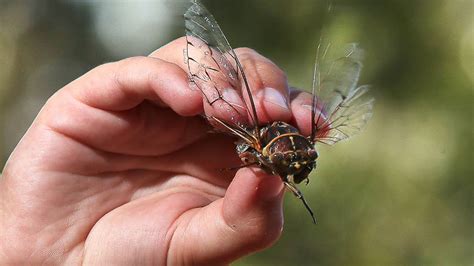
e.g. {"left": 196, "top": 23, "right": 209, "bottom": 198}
{"left": 167, "top": 168, "right": 285, "bottom": 265}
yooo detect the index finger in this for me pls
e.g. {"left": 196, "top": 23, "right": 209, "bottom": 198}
{"left": 66, "top": 55, "right": 203, "bottom": 116}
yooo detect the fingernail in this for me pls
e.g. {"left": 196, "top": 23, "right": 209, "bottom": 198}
{"left": 302, "top": 104, "right": 328, "bottom": 121}
{"left": 222, "top": 88, "right": 245, "bottom": 109}
{"left": 257, "top": 87, "right": 289, "bottom": 110}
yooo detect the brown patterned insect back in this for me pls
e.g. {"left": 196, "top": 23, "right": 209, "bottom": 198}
{"left": 184, "top": 0, "right": 374, "bottom": 224}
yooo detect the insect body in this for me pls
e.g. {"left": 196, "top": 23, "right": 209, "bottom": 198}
{"left": 239, "top": 121, "right": 319, "bottom": 222}
{"left": 184, "top": 0, "right": 374, "bottom": 224}
{"left": 240, "top": 121, "right": 318, "bottom": 184}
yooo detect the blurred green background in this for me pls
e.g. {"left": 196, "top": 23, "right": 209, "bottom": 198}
{"left": 0, "top": 0, "right": 472, "bottom": 265}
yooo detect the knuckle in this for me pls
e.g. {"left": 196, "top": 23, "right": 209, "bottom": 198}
{"left": 117, "top": 56, "right": 150, "bottom": 67}
{"left": 172, "top": 36, "right": 188, "bottom": 46}
{"left": 235, "top": 47, "right": 259, "bottom": 56}
{"left": 90, "top": 56, "right": 152, "bottom": 82}
{"left": 234, "top": 48, "right": 288, "bottom": 87}
{"left": 270, "top": 63, "right": 288, "bottom": 81}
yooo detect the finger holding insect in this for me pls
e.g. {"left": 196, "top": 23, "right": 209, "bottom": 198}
{"left": 289, "top": 88, "right": 328, "bottom": 138}
{"left": 151, "top": 38, "right": 238, "bottom": 122}
{"left": 149, "top": 37, "right": 292, "bottom": 128}
{"left": 194, "top": 47, "right": 292, "bottom": 130}
{"left": 233, "top": 47, "right": 292, "bottom": 125}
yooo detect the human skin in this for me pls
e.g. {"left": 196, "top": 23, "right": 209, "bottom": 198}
{"left": 0, "top": 37, "right": 317, "bottom": 265}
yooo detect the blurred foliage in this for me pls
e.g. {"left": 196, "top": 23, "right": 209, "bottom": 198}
{"left": 0, "top": 0, "right": 472, "bottom": 265}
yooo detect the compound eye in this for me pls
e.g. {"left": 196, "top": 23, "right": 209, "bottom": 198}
{"left": 270, "top": 152, "right": 284, "bottom": 163}
{"left": 308, "top": 149, "right": 319, "bottom": 160}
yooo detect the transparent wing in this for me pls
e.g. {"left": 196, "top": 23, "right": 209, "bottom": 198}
{"left": 184, "top": 0, "right": 259, "bottom": 130}
{"left": 311, "top": 42, "right": 374, "bottom": 145}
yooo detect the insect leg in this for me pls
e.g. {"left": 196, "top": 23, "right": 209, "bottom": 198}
{"left": 220, "top": 162, "right": 258, "bottom": 172}
{"left": 284, "top": 181, "right": 316, "bottom": 224}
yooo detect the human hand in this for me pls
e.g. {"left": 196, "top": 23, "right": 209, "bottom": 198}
{"left": 0, "top": 37, "right": 316, "bottom": 265}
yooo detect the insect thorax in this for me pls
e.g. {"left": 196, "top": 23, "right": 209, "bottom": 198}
{"left": 236, "top": 121, "right": 318, "bottom": 184}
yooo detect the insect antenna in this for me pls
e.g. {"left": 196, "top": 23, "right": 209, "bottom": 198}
{"left": 220, "top": 162, "right": 258, "bottom": 172}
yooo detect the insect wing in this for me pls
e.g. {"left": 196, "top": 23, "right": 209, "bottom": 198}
{"left": 312, "top": 42, "right": 374, "bottom": 145}
{"left": 184, "top": 0, "right": 258, "bottom": 130}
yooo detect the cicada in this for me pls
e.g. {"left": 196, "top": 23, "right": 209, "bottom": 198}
{"left": 184, "top": 0, "right": 374, "bottom": 224}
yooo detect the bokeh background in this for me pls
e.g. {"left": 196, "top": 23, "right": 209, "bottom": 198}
{"left": 0, "top": 0, "right": 472, "bottom": 265}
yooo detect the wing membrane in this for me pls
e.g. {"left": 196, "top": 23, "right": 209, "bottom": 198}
{"left": 312, "top": 42, "right": 374, "bottom": 145}
{"left": 184, "top": 0, "right": 259, "bottom": 131}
